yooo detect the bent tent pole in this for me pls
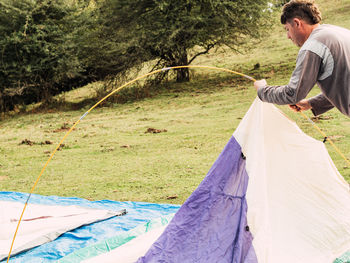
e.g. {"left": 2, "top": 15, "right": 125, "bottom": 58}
{"left": 6, "top": 65, "right": 350, "bottom": 262}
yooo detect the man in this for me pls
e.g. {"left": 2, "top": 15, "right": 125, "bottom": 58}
{"left": 254, "top": 0, "right": 350, "bottom": 117}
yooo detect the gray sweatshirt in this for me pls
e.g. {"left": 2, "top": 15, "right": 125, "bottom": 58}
{"left": 257, "top": 24, "right": 350, "bottom": 117}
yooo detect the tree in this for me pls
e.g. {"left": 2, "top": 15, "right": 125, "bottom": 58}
{"left": 94, "top": 0, "right": 272, "bottom": 82}
{"left": 275, "top": 0, "right": 289, "bottom": 8}
{"left": 0, "top": 0, "right": 83, "bottom": 111}
{"left": 0, "top": 0, "right": 273, "bottom": 112}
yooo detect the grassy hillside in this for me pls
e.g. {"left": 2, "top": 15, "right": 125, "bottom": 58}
{"left": 1, "top": 0, "right": 350, "bottom": 204}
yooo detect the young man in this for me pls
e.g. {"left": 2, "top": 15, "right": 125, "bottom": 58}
{"left": 254, "top": 0, "right": 350, "bottom": 117}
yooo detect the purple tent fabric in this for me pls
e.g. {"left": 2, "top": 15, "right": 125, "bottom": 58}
{"left": 136, "top": 136, "right": 257, "bottom": 263}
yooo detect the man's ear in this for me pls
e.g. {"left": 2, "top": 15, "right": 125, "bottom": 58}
{"left": 293, "top": 18, "right": 302, "bottom": 28}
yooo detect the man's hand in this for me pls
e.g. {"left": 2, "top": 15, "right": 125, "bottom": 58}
{"left": 289, "top": 99, "right": 312, "bottom": 112}
{"left": 254, "top": 79, "right": 267, "bottom": 91}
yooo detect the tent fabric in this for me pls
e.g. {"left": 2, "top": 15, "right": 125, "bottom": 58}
{"left": 99, "top": 98, "right": 350, "bottom": 263}
{"left": 58, "top": 214, "right": 174, "bottom": 263}
{"left": 0, "top": 192, "right": 180, "bottom": 262}
{"left": 233, "top": 98, "right": 350, "bottom": 262}
{"left": 136, "top": 136, "right": 257, "bottom": 263}
{"left": 0, "top": 200, "right": 124, "bottom": 261}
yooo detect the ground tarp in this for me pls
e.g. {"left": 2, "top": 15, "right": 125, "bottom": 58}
{"left": 0, "top": 192, "right": 180, "bottom": 262}
{"left": 0, "top": 200, "right": 124, "bottom": 261}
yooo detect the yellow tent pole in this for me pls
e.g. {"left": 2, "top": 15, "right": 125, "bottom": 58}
{"left": 7, "top": 65, "right": 254, "bottom": 262}
{"left": 6, "top": 65, "right": 349, "bottom": 262}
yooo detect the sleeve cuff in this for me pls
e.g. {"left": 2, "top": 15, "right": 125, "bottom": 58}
{"left": 309, "top": 95, "right": 334, "bottom": 116}
{"left": 257, "top": 87, "right": 266, "bottom": 102}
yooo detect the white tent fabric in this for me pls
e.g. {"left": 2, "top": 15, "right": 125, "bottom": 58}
{"left": 0, "top": 200, "right": 121, "bottom": 261}
{"left": 64, "top": 98, "right": 350, "bottom": 262}
{"left": 233, "top": 98, "right": 350, "bottom": 262}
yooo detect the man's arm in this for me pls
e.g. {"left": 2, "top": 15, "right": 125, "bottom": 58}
{"left": 256, "top": 50, "right": 322, "bottom": 105}
{"left": 308, "top": 93, "right": 334, "bottom": 116}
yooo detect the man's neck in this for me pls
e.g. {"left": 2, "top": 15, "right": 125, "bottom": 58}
{"left": 301, "top": 23, "right": 320, "bottom": 45}
{"left": 306, "top": 23, "right": 320, "bottom": 38}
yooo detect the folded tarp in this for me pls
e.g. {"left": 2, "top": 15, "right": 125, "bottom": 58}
{"left": 0, "top": 200, "right": 125, "bottom": 261}
{"left": 0, "top": 192, "right": 180, "bottom": 262}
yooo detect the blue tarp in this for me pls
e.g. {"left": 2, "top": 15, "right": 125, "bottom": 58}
{"left": 0, "top": 192, "right": 180, "bottom": 262}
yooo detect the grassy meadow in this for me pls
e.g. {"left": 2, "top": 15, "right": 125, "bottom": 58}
{"left": 1, "top": 0, "right": 350, "bottom": 204}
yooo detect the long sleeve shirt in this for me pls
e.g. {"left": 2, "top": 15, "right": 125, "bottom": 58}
{"left": 257, "top": 24, "right": 350, "bottom": 117}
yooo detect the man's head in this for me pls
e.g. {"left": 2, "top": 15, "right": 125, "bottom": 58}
{"left": 281, "top": 0, "right": 322, "bottom": 47}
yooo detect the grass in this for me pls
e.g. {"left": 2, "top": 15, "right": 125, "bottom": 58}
{"left": 1, "top": 0, "right": 350, "bottom": 204}
{"left": 0, "top": 79, "right": 257, "bottom": 203}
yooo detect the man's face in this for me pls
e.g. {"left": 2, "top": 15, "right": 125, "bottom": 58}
{"left": 284, "top": 20, "right": 304, "bottom": 47}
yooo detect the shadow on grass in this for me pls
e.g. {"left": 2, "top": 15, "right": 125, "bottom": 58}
{"left": 0, "top": 63, "right": 295, "bottom": 120}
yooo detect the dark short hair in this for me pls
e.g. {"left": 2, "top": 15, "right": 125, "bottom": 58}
{"left": 281, "top": 0, "right": 322, "bottom": 25}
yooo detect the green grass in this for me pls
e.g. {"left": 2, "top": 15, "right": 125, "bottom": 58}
{"left": 1, "top": 0, "right": 350, "bottom": 204}
{"left": 0, "top": 79, "right": 256, "bottom": 203}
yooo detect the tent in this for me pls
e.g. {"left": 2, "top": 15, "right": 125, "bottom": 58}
{"left": 1, "top": 98, "right": 350, "bottom": 262}
{"left": 79, "top": 98, "right": 350, "bottom": 263}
